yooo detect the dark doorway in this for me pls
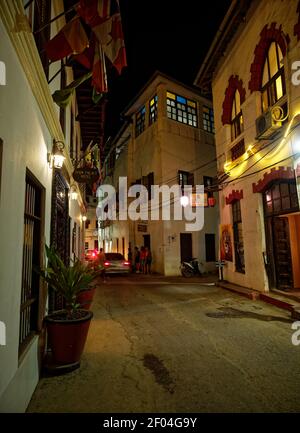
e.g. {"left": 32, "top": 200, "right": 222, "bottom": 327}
{"left": 143, "top": 234, "right": 151, "bottom": 249}
{"left": 180, "top": 233, "right": 192, "bottom": 262}
{"left": 266, "top": 217, "right": 293, "bottom": 291}
{"left": 205, "top": 233, "right": 216, "bottom": 262}
{"left": 263, "top": 180, "right": 298, "bottom": 291}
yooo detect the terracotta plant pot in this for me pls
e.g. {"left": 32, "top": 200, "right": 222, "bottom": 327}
{"left": 45, "top": 310, "right": 93, "bottom": 365}
{"left": 76, "top": 287, "right": 96, "bottom": 310}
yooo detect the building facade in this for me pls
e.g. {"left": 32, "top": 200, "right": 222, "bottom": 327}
{"left": 0, "top": 0, "right": 90, "bottom": 412}
{"left": 99, "top": 72, "right": 219, "bottom": 275}
{"left": 195, "top": 0, "right": 300, "bottom": 292}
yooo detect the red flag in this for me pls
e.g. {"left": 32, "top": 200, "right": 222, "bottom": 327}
{"left": 93, "top": 12, "right": 127, "bottom": 74}
{"left": 45, "top": 17, "right": 89, "bottom": 62}
{"left": 78, "top": 0, "right": 127, "bottom": 75}
{"left": 92, "top": 41, "right": 108, "bottom": 93}
{"left": 73, "top": 36, "right": 96, "bottom": 69}
{"left": 77, "top": 0, "right": 111, "bottom": 27}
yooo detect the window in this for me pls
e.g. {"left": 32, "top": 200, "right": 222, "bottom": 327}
{"left": 261, "top": 42, "right": 286, "bottom": 113}
{"left": 166, "top": 91, "right": 197, "bottom": 127}
{"left": 264, "top": 181, "right": 299, "bottom": 216}
{"left": 232, "top": 200, "right": 245, "bottom": 273}
{"left": 203, "top": 106, "right": 215, "bottom": 133}
{"left": 178, "top": 170, "right": 194, "bottom": 191}
{"left": 85, "top": 242, "right": 89, "bottom": 250}
{"left": 135, "top": 106, "right": 146, "bottom": 137}
{"left": 203, "top": 176, "right": 214, "bottom": 198}
{"left": 19, "top": 171, "right": 45, "bottom": 356}
{"left": 231, "top": 90, "right": 244, "bottom": 140}
{"left": 149, "top": 95, "right": 158, "bottom": 125}
{"left": 231, "top": 139, "right": 245, "bottom": 161}
{"left": 205, "top": 234, "right": 216, "bottom": 262}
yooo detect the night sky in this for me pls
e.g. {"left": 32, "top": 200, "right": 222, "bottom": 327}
{"left": 105, "top": 0, "right": 232, "bottom": 139}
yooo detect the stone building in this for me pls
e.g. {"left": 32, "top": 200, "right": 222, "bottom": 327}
{"left": 195, "top": 0, "right": 300, "bottom": 292}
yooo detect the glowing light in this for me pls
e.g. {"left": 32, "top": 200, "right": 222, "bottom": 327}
{"left": 82, "top": 215, "right": 87, "bottom": 222}
{"left": 180, "top": 196, "right": 189, "bottom": 207}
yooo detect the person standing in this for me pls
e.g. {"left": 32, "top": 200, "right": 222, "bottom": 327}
{"left": 97, "top": 248, "right": 106, "bottom": 281}
{"left": 134, "top": 246, "right": 140, "bottom": 273}
{"left": 140, "top": 246, "right": 146, "bottom": 274}
{"left": 128, "top": 243, "right": 133, "bottom": 272}
{"left": 145, "top": 247, "right": 152, "bottom": 274}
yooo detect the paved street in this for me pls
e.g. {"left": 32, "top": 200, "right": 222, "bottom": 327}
{"left": 28, "top": 275, "right": 300, "bottom": 413}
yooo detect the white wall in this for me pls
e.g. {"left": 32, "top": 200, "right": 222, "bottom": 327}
{"left": 0, "top": 19, "right": 52, "bottom": 411}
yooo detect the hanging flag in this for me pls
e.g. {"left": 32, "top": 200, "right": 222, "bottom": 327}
{"left": 45, "top": 16, "right": 89, "bottom": 62}
{"left": 105, "top": 12, "right": 127, "bottom": 74}
{"left": 78, "top": 0, "right": 127, "bottom": 74}
{"left": 72, "top": 39, "right": 95, "bottom": 70}
{"left": 77, "top": 0, "right": 111, "bottom": 27}
{"left": 92, "top": 40, "right": 108, "bottom": 93}
{"left": 52, "top": 71, "right": 92, "bottom": 108}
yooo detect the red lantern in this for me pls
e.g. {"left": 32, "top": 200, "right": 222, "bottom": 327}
{"left": 208, "top": 197, "right": 216, "bottom": 207}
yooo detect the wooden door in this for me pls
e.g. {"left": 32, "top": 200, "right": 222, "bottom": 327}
{"left": 272, "top": 217, "right": 293, "bottom": 291}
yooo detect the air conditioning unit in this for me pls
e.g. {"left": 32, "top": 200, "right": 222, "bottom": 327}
{"left": 255, "top": 109, "right": 282, "bottom": 139}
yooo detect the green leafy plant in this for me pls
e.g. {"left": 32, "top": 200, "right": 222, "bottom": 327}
{"left": 39, "top": 245, "right": 100, "bottom": 318}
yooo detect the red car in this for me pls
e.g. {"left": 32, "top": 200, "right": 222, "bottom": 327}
{"left": 85, "top": 249, "right": 98, "bottom": 262}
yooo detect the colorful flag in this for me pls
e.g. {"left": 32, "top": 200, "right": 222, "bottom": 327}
{"left": 45, "top": 16, "right": 89, "bottom": 62}
{"left": 52, "top": 71, "right": 92, "bottom": 108}
{"left": 92, "top": 40, "right": 108, "bottom": 93}
{"left": 78, "top": 0, "right": 127, "bottom": 74}
{"left": 77, "top": 0, "right": 111, "bottom": 27}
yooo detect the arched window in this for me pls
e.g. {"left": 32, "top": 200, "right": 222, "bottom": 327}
{"left": 231, "top": 89, "right": 244, "bottom": 140}
{"left": 261, "top": 42, "right": 285, "bottom": 113}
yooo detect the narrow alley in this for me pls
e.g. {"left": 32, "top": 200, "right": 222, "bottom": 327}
{"left": 28, "top": 276, "right": 300, "bottom": 413}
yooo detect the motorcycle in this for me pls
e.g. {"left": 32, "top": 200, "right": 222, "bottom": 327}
{"left": 180, "top": 258, "right": 202, "bottom": 277}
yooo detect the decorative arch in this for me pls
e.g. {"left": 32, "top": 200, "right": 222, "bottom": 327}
{"left": 221, "top": 75, "right": 246, "bottom": 125}
{"left": 225, "top": 190, "right": 244, "bottom": 205}
{"left": 248, "top": 23, "right": 289, "bottom": 93}
{"left": 252, "top": 167, "right": 295, "bottom": 193}
{"left": 294, "top": 1, "right": 300, "bottom": 41}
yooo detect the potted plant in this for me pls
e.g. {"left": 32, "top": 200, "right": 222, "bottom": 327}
{"left": 76, "top": 283, "right": 97, "bottom": 310}
{"left": 39, "top": 245, "right": 99, "bottom": 370}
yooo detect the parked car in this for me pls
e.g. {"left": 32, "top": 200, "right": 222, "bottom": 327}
{"left": 85, "top": 249, "right": 98, "bottom": 262}
{"left": 103, "top": 253, "right": 131, "bottom": 274}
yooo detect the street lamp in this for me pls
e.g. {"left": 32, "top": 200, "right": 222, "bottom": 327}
{"left": 48, "top": 140, "right": 66, "bottom": 169}
{"left": 70, "top": 184, "right": 78, "bottom": 200}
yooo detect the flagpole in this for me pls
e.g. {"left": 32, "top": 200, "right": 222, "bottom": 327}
{"left": 33, "top": 2, "right": 80, "bottom": 35}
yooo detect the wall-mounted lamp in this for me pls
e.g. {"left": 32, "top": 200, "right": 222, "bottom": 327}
{"left": 82, "top": 215, "right": 87, "bottom": 222}
{"left": 48, "top": 140, "right": 66, "bottom": 169}
{"left": 70, "top": 184, "right": 78, "bottom": 200}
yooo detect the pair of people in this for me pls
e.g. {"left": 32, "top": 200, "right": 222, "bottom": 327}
{"left": 133, "top": 246, "right": 152, "bottom": 274}
{"left": 96, "top": 248, "right": 106, "bottom": 281}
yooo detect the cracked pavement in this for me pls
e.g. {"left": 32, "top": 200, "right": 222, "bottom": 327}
{"left": 27, "top": 275, "right": 300, "bottom": 413}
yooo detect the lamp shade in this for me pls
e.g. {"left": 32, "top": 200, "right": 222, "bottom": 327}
{"left": 208, "top": 197, "right": 216, "bottom": 207}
